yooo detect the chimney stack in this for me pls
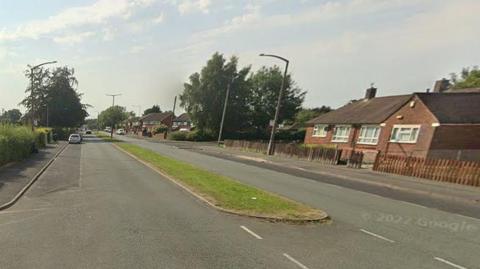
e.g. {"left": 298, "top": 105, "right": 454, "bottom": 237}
{"left": 433, "top": 78, "right": 450, "bottom": 93}
{"left": 365, "top": 85, "right": 377, "bottom": 99}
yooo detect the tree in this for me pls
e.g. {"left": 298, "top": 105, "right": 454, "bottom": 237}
{"left": 180, "top": 52, "right": 251, "bottom": 134}
{"left": 85, "top": 119, "right": 98, "bottom": 130}
{"left": 450, "top": 66, "right": 480, "bottom": 89}
{"left": 143, "top": 105, "right": 161, "bottom": 115}
{"left": 0, "top": 109, "right": 22, "bottom": 124}
{"left": 248, "top": 66, "right": 306, "bottom": 131}
{"left": 20, "top": 66, "right": 88, "bottom": 127}
{"left": 98, "top": 106, "right": 127, "bottom": 130}
{"left": 294, "top": 106, "right": 332, "bottom": 126}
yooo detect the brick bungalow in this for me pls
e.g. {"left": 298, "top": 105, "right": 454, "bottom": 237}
{"left": 172, "top": 113, "right": 192, "bottom": 131}
{"left": 305, "top": 87, "right": 480, "bottom": 162}
{"left": 139, "top": 112, "right": 174, "bottom": 133}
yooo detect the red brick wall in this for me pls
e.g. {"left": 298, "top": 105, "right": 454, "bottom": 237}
{"left": 377, "top": 96, "right": 436, "bottom": 158}
{"left": 430, "top": 125, "right": 480, "bottom": 149}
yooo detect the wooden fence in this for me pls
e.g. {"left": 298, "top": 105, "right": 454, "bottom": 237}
{"left": 373, "top": 154, "right": 480, "bottom": 186}
{"left": 224, "top": 140, "right": 357, "bottom": 166}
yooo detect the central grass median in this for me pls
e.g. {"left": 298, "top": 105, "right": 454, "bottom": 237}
{"left": 115, "top": 142, "right": 327, "bottom": 222}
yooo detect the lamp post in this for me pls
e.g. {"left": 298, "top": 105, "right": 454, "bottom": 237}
{"left": 29, "top": 61, "right": 57, "bottom": 131}
{"left": 259, "top": 53, "right": 289, "bottom": 155}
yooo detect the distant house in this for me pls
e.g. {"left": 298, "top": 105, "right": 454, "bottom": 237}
{"left": 140, "top": 112, "right": 174, "bottom": 132}
{"left": 305, "top": 86, "right": 480, "bottom": 162}
{"left": 172, "top": 113, "right": 192, "bottom": 130}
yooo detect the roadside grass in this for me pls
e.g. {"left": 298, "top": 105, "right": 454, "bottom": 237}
{"left": 115, "top": 142, "right": 327, "bottom": 221}
{"left": 94, "top": 132, "right": 122, "bottom": 142}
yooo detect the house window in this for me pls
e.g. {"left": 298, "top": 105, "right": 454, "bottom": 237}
{"left": 312, "top": 124, "right": 328, "bottom": 137}
{"left": 332, "top": 125, "right": 351, "bottom": 142}
{"left": 358, "top": 126, "right": 381, "bottom": 145}
{"left": 390, "top": 125, "right": 420, "bottom": 143}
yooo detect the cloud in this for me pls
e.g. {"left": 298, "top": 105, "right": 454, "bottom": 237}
{"left": 152, "top": 13, "right": 165, "bottom": 24}
{"left": 177, "top": 0, "right": 211, "bottom": 15}
{"left": 0, "top": 0, "right": 156, "bottom": 41}
{"left": 129, "top": 45, "right": 145, "bottom": 54}
{"left": 53, "top": 32, "right": 95, "bottom": 45}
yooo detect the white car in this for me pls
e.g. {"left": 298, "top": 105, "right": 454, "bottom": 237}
{"left": 116, "top": 129, "right": 126, "bottom": 135}
{"left": 68, "top": 134, "right": 82, "bottom": 144}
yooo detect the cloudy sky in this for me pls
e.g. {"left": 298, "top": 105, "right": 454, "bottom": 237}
{"left": 1, "top": 0, "right": 479, "bottom": 117}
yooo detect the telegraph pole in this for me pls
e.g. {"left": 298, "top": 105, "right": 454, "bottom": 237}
{"left": 106, "top": 93, "right": 121, "bottom": 138}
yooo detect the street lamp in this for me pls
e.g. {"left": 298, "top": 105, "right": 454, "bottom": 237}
{"left": 259, "top": 53, "right": 289, "bottom": 155}
{"left": 29, "top": 61, "right": 57, "bottom": 131}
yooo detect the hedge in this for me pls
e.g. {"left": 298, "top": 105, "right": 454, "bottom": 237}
{"left": 0, "top": 125, "right": 36, "bottom": 166}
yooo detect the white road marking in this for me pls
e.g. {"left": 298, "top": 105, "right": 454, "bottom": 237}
{"left": 282, "top": 253, "right": 310, "bottom": 269}
{"left": 434, "top": 257, "right": 468, "bottom": 269}
{"left": 240, "top": 225, "right": 263, "bottom": 239}
{"left": 360, "top": 229, "right": 395, "bottom": 243}
{"left": 399, "top": 200, "right": 427, "bottom": 208}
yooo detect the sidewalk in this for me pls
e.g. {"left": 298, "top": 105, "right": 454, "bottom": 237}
{"left": 0, "top": 142, "right": 66, "bottom": 207}
{"left": 196, "top": 144, "right": 480, "bottom": 204}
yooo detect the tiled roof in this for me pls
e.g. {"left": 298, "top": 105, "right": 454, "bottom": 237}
{"left": 140, "top": 112, "right": 173, "bottom": 122}
{"left": 416, "top": 92, "right": 480, "bottom": 124}
{"left": 173, "top": 113, "right": 191, "bottom": 122}
{"left": 307, "top": 95, "right": 412, "bottom": 125}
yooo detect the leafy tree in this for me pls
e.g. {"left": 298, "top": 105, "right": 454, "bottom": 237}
{"left": 20, "top": 66, "right": 88, "bottom": 127}
{"left": 143, "top": 105, "right": 161, "bottom": 115}
{"left": 98, "top": 106, "right": 127, "bottom": 130}
{"left": 0, "top": 109, "right": 22, "bottom": 124}
{"left": 85, "top": 119, "right": 98, "bottom": 130}
{"left": 248, "top": 66, "right": 306, "bottom": 131}
{"left": 294, "top": 106, "right": 332, "bottom": 126}
{"left": 450, "top": 66, "right": 480, "bottom": 89}
{"left": 180, "top": 52, "right": 251, "bottom": 134}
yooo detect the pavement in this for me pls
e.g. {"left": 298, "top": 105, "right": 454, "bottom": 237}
{"left": 0, "top": 142, "right": 66, "bottom": 206}
{"left": 0, "top": 135, "right": 479, "bottom": 268}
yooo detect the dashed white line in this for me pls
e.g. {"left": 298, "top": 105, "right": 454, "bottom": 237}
{"left": 283, "top": 253, "right": 310, "bottom": 269}
{"left": 434, "top": 257, "right": 468, "bottom": 269}
{"left": 360, "top": 229, "right": 395, "bottom": 243}
{"left": 240, "top": 225, "right": 263, "bottom": 239}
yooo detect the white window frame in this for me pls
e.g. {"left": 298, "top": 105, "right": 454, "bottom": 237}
{"left": 331, "top": 125, "right": 351, "bottom": 142}
{"left": 312, "top": 124, "right": 328, "bottom": 137}
{"left": 389, "top": 124, "right": 421, "bottom": 143}
{"left": 357, "top": 125, "right": 381, "bottom": 145}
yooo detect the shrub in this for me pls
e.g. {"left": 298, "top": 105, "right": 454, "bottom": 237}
{"left": 0, "top": 125, "right": 36, "bottom": 166}
{"left": 154, "top": 124, "right": 168, "bottom": 134}
{"left": 186, "top": 130, "right": 215, "bottom": 141}
{"left": 168, "top": 131, "right": 188, "bottom": 141}
{"left": 52, "top": 127, "right": 77, "bottom": 141}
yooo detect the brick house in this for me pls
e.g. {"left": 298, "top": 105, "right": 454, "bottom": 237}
{"left": 139, "top": 112, "right": 174, "bottom": 133}
{"left": 172, "top": 113, "right": 192, "bottom": 131}
{"left": 305, "top": 87, "right": 480, "bottom": 162}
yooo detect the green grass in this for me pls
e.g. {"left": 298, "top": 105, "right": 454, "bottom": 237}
{"left": 115, "top": 142, "right": 326, "bottom": 221}
{"left": 94, "top": 131, "right": 122, "bottom": 142}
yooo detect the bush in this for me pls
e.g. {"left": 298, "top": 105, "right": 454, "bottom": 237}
{"left": 168, "top": 130, "right": 216, "bottom": 141}
{"left": 168, "top": 131, "right": 188, "bottom": 141}
{"left": 154, "top": 124, "right": 168, "bottom": 134}
{"left": 0, "top": 125, "right": 36, "bottom": 166}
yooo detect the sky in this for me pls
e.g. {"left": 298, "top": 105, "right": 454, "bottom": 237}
{"left": 1, "top": 0, "right": 480, "bottom": 118}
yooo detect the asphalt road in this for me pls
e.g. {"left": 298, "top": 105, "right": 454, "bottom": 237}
{"left": 0, "top": 135, "right": 478, "bottom": 268}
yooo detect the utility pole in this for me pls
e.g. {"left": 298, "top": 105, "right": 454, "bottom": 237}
{"left": 106, "top": 93, "right": 121, "bottom": 138}
{"left": 259, "top": 53, "right": 289, "bottom": 155}
{"left": 166, "top": 96, "right": 177, "bottom": 139}
{"left": 217, "top": 77, "right": 234, "bottom": 145}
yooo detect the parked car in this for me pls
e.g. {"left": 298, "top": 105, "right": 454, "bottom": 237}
{"left": 104, "top": 127, "right": 112, "bottom": 132}
{"left": 85, "top": 130, "right": 92, "bottom": 134}
{"left": 116, "top": 128, "right": 126, "bottom": 135}
{"left": 68, "top": 134, "right": 82, "bottom": 144}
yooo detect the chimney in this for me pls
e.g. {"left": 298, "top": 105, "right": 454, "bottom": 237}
{"left": 364, "top": 85, "right": 377, "bottom": 99}
{"left": 433, "top": 78, "right": 450, "bottom": 93}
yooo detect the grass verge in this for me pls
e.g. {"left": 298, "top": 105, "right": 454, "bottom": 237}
{"left": 94, "top": 132, "right": 122, "bottom": 142}
{"left": 114, "top": 142, "right": 327, "bottom": 222}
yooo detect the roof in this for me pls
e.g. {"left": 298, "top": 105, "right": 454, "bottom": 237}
{"left": 173, "top": 113, "right": 191, "bottom": 122}
{"left": 415, "top": 92, "right": 480, "bottom": 124}
{"left": 140, "top": 112, "right": 173, "bottom": 122}
{"left": 307, "top": 95, "right": 412, "bottom": 125}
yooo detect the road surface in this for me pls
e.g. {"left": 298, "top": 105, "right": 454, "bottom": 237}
{"left": 0, "top": 135, "right": 478, "bottom": 268}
